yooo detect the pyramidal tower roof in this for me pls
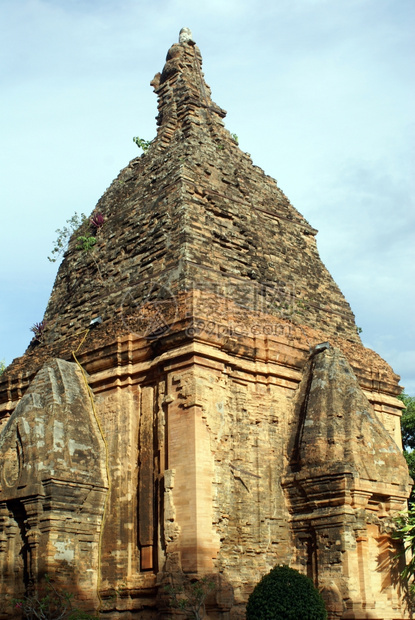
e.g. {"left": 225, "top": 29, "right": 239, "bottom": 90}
{"left": 3, "top": 29, "right": 398, "bottom": 389}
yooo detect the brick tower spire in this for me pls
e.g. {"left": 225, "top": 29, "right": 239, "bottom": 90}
{"left": 151, "top": 27, "right": 227, "bottom": 144}
{"left": 15, "top": 27, "right": 362, "bottom": 358}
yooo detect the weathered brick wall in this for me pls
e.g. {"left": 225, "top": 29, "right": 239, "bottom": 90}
{"left": 15, "top": 37, "right": 358, "bottom": 360}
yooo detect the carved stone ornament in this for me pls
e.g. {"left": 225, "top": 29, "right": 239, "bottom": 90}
{"left": 179, "top": 27, "right": 193, "bottom": 43}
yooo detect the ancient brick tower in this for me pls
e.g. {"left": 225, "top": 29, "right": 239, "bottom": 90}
{"left": 0, "top": 29, "right": 411, "bottom": 619}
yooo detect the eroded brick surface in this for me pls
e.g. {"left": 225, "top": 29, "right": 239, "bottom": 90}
{"left": 0, "top": 359, "right": 107, "bottom": 617}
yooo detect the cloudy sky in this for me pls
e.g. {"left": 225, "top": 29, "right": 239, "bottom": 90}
{"left": 1, "top": 0, "right": 414, "bottom": 393}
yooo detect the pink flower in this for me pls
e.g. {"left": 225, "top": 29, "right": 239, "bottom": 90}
{"left": 90, "top": 212, "right": 105, "bottom": 229}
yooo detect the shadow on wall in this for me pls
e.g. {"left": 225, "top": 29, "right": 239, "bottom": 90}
{"left": 2, "top": 571, "right": 98, "bottom": 619}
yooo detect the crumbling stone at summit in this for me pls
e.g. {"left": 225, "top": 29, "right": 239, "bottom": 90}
{"left": 0, "top": 29, "right": 411, "bottom": 619}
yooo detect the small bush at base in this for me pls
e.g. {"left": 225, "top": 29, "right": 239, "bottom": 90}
{"left": 13, "top": 575, "right": 98, "bottom": 620}
{"left": 246, "top": 565, "right": 327, "bottom": 620}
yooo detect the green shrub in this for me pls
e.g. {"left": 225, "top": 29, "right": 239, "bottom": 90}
{"left": 76, "top": 235, "right": 96, "bottom": 252}
{"left": 246, "top": 565, "right": 327, "bottom": 620}
{"left": 133, "top": 136, "right": 152, "bottom": 152}
{"left": 48, "top": 212, "right": 88, "bottom": 262}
